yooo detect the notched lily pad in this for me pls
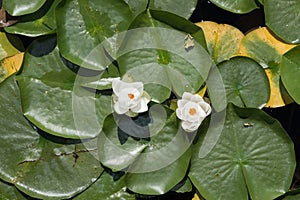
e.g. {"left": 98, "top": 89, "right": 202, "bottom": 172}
{"left": 0, "top": 76, "right": 103, "bottom": 199}
{"left": 189, "top": 103, "right": 296, "bottom": 200}
{"left": 239, "top": 27, "right": 296, "bottom": 107}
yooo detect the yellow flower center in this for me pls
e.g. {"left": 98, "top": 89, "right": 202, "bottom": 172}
{"left": 189, "top": 107, "right": 197, "bottom": 116}
{"left": 128, "top": 93, "right": 135, "bottom": 99}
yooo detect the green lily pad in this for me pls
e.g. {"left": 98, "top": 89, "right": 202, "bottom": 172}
{"left": 98, "top": 105, "right": 192, "bottom": 176}
{"left": 189, "top": 104, "right": 296, "bottom": 200}
{"left": 281, "top": 45, "right": 300, "bottom": 104}
{"left": 125, "top": 0, "right": 148, "bottom": 16}
{"left": 209, "top": 0, "right": 259, "bottom": 14}
{"left": 239, "top": 27, "right": 296, "bottom": 107}
{"left": 0, "top": 180, "right": 27, "bottom": 200}
{"left": 125, "top": 147, "right": 191, "bottom": 195}
{"left": 99, "top": 105, "right": 193, "bottom": 195}
{"left": 149, "top": 0, "right": 197, "bottom": 19}
{"left": 4, "top": 0, "right": 60, "bottom": 37}
{"left": 74, "top": 171, "right": 135, "bottom": 200}
{"left": 56, "top": 0, "right": 134, "bottom": 70}
{"left": 265, "top": 0, "right": 300, "bottom": 44}
{"left": 217, "top": 56, "right": 270, "bottom": 108}
{"left": 116, "top": 10, "right": 212, "bottom": 103}
{"left": 0, "top": 76, "right": 103, "bottom": 199}
{"left": 16, "top": 35, "right": 113, "bottom": 139}
{"left": 2, "top": 0, "right": 46, "bottom": 16}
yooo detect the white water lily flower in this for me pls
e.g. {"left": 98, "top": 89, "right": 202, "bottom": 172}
{"left": 176, "top": 92, "right": 211, "bottom": 132}
{"left": 112, "top": 79, "right": 150, "bottom": 116}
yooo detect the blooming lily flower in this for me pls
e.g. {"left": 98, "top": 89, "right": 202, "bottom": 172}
{"left": 112, "top": 79, "right": 150, "bottom": 117}
{"left": 176, "top": 92, "right": 211, "bottom": 132}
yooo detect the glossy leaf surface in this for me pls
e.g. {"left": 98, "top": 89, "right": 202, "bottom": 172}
{"left": 2, "top": 0, "right": 46, "bottom": 16}
{"left": 265, "top": 0, "right": 300, "bottom": 44}
{"left": 0, "top": 76, "right": 103, "bottom": 199}
{"left": 4, "top": 0, "right": 60, "bottom": 37}
{"left": 239, "top": 27, "right": 296, "bottom": 107}
{"left": 74, "top": 171, "right": 135, "bottom": 200}
{"left": 189, "top": 104, "right": 296, "bottom": 200}
{"left": 218, "top": 56, "right": 269, "bottom": 108}
{"left": 209, "top": 0, "right": 259, "bottom": 13}
{"left": 281, "top": 45, "right": 300, "bottom": 104}
{"left": 56, "top": 0, "right": 134, "bottom": 70}
{"left": 17, "top": 36, "right": 113, "bottom": 138}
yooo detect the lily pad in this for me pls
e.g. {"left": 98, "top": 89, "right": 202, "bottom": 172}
{"left": 281, "top": 45, "right": 300, "bottom": 104}
{"left": 125, "top": 147, "right": 191, "bottom": 195}
{"left": 265, "top": 0, "right": 300, "bottom": 44}
{"left": 16, "top": 35, "right": 113, "bottom": 139}
{"left": 189, "top": 104, "right": 296, "bottom": 200}
{"left": 2, "top": 0, "right": 46, "bottom": 16}
{"left": 0, "top": 180, "right": 27, "bottom": 200}
{"left": 0, "top": 32, "right": 23, "bottom": 61}
{"left": 116, "top": 10, "right": 212, "bottom": 103}
{"left": 149, "top": 0, "right": 197, "bottom": 19}
{"left": 209, "top": 0, "right": 259, "bottom": 14}
{"left": 56, "top": 0, "right": 134, "bottom": 70}
{"left": 98, "top": 105, "right": 193, "bottom": 176}
{"left": 0, "top": 52, "right": 24, "bottom": 83}
{"left": 196, "top": 21, "right": 244, "bottom": 64}
{"left": 239, "top": 27, "right": 296, "bottom": 107}
{"left": 217, "top": 56, "right": 270, "bottom": 108}
{"left": 4, "top": 0, "right": 60, "bottom": 37}
{"left": 0, "top": 76, "right": 103, "bottom": 199}
{"left": 74, "top": 171, "right": 135, "bottom": 200}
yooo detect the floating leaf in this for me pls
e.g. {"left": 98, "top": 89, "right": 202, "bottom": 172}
{"left": 116, "top": 10, "right": 212, "bottom": 103}
{"left": 17, "top": 35, "right": 113, "bottom": 139}
{"left": 2, "top": 0, "right": 46, "bottom": 16}
{"left": 0, "top": 52, "right": 24, "bottom": 83}
{"left": 196, "top": 21, "right": 244, "bottom": 64}
{"left": 208, "top": 0, "right": 259, "bottom": 14}
{"left": 99, "top": 105, "right": 192, "bottom": 195}
{"left": 0, "top": 180, "right": 26, "bottom": 200}
{"left": 239, "top": 27, "right": 296, "bottom": 107}
{"left": 56, "top": 0, "right": 134, "bottom": 70}
{"left": 125, "top": 147, "right": 191, "bottom": 195}
{"left": 4, "top": 0, "right": 60, "bottom": 37}
{"left": 265, "top": 0, "right": 300, "bottom": 43}
{"left": 74, "top": 171, "right": 135, "bottom": 200}
{"left": 0, "top": 32, "right": 23, "bottom": 61}
{"left": 189, "top": 104, "right": 296, "bottom": 200}
{"left": 281, "top": 45, "right": 300, "bottom": 104}
{"left": 0, "top": 76, "right": 103, "bottom": 199}
{"left": 217, "top": 56, "right": 269, "bottom": 108}
{"left": 149, "top": 0, "right": 198, "bottom": 19}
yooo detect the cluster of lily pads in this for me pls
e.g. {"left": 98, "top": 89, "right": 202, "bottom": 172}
{"left": 0, "top": 0, "right": 300, "bottom": 199}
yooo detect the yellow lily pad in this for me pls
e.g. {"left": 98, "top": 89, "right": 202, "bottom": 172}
{"left": 0, "top": 52, "right": 24, "bottom": 83}
{"left": 195, "top": 21, "right": 244, "bottom": 64}
{"left": 239, "top": 27, "right": 296, "bottom": 107}
{"left": 192, "top": 193, "right": 200, "bottom": 200}
{"left": 0, "top": 32, "right": 21, "bottom": 61}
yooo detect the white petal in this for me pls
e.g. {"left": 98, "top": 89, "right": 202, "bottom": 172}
{"left": 182, "top": 92, "right": 194, "bottom": 101}
{"left": 199, "top": 102, "right": 211, "bottom": 115}
{"left": 112, "top": 79, "right": 122, "bottom": 95}
{"left": 176, "top": 108, "right": 183, "bottom": 119}
{"left": 131, "top": 97, "right": 149, "bottom": 113}
{"left": 181, "top": 121, "right": 200, "bottom": 132}
{"left": 114, "top": 102, "right": 128, "bottom": 114}
{"left": 177, "top": 99, "right": 188, "bottom": 108}
{"left": 191, "top": 94, "right": 205, "bottom": 103}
